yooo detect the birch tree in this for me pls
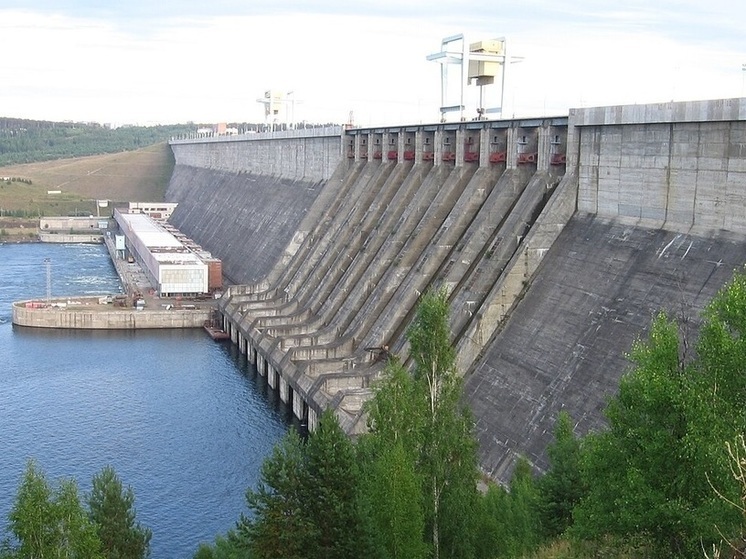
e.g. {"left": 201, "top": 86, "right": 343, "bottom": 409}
{"left": 8, "top": 460, "right": 103, "bottom": 559}
{"left": 408, "top": 288, "right": 480, "bottom": 559}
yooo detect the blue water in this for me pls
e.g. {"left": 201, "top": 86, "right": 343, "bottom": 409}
{"left": 0, "top": 243, "right": 291, "bottom": 558}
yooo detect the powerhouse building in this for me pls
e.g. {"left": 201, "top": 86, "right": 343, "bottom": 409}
{"left": 114, "top": 209, "right": 221, "bottom": 296}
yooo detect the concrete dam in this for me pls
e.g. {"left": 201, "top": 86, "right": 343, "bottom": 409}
{"left": 167, "top": 98, "right": 746, "bottom": 482}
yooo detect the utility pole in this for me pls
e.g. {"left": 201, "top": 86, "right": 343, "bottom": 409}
{"left": 44, "top": 258, "right": 51, "bottom": 306}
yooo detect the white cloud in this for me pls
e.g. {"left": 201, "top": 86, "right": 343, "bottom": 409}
{"left": 1, "top": 4, "right": 745, "bottom": 125}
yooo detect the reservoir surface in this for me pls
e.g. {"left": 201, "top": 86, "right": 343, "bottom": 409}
{"left": 0, "top": 242, "right": 291, "bottom": 558}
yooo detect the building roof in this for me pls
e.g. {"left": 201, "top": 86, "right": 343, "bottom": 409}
{"left": 152, "top": 252, "right": 203, "bottom": 265}
{"left": 118, "top": 212, "right": 182, "bottom": 249}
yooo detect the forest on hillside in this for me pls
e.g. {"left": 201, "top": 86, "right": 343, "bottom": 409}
{"left": 0, "top": 118, "right": 340, "bottom": 166}
{"left": 0, "top": 118, "right": 197, "bottom": 165}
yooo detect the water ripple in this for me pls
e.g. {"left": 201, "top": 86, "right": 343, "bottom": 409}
{"left": 0, "top": 244, "right": 290, "bottom": 558}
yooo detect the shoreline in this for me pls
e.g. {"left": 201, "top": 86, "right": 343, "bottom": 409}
{"left": 0, "top": 237, "right": 41, "bottom": 245}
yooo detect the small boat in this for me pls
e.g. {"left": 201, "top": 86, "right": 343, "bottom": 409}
{"left": 203, "top": 320, "right": 230, "bottom": 341}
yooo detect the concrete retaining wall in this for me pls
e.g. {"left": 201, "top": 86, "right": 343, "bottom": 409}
{"left": 170, "top": 126, "right": 344, "bottom": 182}
{"left": 39, "top": 233, "right": 104, "bottom": 243}
{"left": 13, "top": 299, "right": 209, "bottom": 329}
{"left": 167, "top": 127, "right": 348, "bottom": 285}
{"left": 572, "top": 98, "right": 746, "bottom": 234}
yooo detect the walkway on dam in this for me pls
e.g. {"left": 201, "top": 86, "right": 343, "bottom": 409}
{"left": 465, "top": 213, "right": 746, "bottom": 480}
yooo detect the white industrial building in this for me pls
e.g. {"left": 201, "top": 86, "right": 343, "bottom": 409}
{"left": 114, "top": 210, "right": 208, "bottom": 296}
{"left": 127, "top": 202, "right": 178, "bottom": 221}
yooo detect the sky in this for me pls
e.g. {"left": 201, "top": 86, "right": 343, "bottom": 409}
{"left": 1, "top": 1, "right": 745, "bottom": 127}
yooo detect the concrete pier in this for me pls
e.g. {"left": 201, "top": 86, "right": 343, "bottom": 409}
{"left": 12, "top": 297, "right": 210, "bottom": 329}
{"left": 13, "top": 227, "right": 216, "bottom": 331}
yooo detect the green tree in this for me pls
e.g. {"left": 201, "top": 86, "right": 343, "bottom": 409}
{"left": 361, "top": 360, "right": 428, "bottom": 559}
{"left": 8, "top": 460, "right": 103, "bottom": 559}
{"left": 506, "top": 457, "right": 541, "bottom": 557}
{"left": 572, "top": 313, "right": 703, "bottom": 556}
{"left": 237, "top": 411, "right": 374, "bottom": 559}
{"left": 573, "top": 302, "right": 744, "bottom": 557}
{"left": 358, "top": 435, "right": 428, "bottom": 559}
{"left": 87, "top": 466, "right": 151, "bottom": 559}
{"left": 302, "top": 409, "right": 374, "bottom": 559}
{"left": 193, "top": 533, "right": 246, "bottom": 559}
{"left": 365, "top": 359, "right": 423, "bottom": 449}
{"left": 707, "top": 435, "right": 746, "bottom": 557}
{"left": 8, "top": 460, "right": 57, "bottom": 559}
{"left": 56, "top": 478, "right": 103, "bottom": 559}
{"left": 538, "top": 411, "right": 585, "bottom": 539}
{"left": 693, "top": 271, "right": 746, "bottom": 467}
{"left": 236, "top": 429, "right": 314, "bottom": 559}
{"left": 476, "top": 459, "right": 541, "bottom": 559}
{"left": 408, "top": 288, "right": 480, "bottom": 559}
{"left": 476, "top": 482, "right": 509, "bottom": 559}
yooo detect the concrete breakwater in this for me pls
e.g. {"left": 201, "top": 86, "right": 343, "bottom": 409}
{"left": 12, "top": 297, "right": 210, "bottom": 329}
{"left": 167, "top": 99, "right": 746, "bottom": 482}
{"left": 12, "top": 229, "right": 215, "bottom": 331}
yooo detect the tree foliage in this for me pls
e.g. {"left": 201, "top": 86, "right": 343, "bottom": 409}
{"left": 0, "top": 120, "right": 196, "bottom": 166}
{"left": 237, "top": 429, "right": 313, "bottom": 559}
{"left": 192, "top": 533, "right": 247, "bottom": 559}
{"left": 361, "top": 288, "right": 481, "bottom": 558}
{"left": 361, "top": 360, "right": 428, "bottom": 559}
{"left": 538, "top": 411, "right": 586, "bottom": 540}
{"left": 238, "top": 410, "right": 372, "bottom": 559}
{"left": 408, "top": 288, "right": 481, "bottom": 559}
{"left": 3, "top": 460, "right": 152, "bottom": 559}
{"left": 87, "top": 466, "right": 151, "bottom": 559}
{"left": 8, "top": 460, "right": 103, "bottom": 559}
{"left": 572, "top": 271, "right": 746, "bottom": 558}
{"left": 303, "top": 410, "right": 374, "bottom": 559}
{"left": 359, "top": 438, "right": 427, "bottom": 559}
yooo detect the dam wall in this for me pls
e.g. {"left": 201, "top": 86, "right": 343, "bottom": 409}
{"left": 209, "top": 117, "right": 570, "bottom": 434}
{"left": 169, "top": 126, "right": 343, "bottom": 182}
{"left": 571, "top": 98, "right": 746, "bottom": 233}
{"left": 466, "top": 98, "right": 746, "bottom": 480}
{"left": 167, "top": 98, "right": 746, "bottom": 483}
{"left": 13, "top": 298, "right": 210, "bottom": 329}
{"left": 167, "top": 127, "right": 346, "bottom": 284}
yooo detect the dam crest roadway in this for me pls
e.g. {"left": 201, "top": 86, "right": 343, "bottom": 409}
{"left": 167, "top": 98, "right": 746, "bottom": 482}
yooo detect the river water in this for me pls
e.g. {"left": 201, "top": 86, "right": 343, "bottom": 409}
{"left": 0, "top": 242, "right": 291, "bottom": 558}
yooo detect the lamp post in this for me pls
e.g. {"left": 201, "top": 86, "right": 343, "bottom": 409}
{"left": 286, "top": 91, "right": 295, "bottom": 127}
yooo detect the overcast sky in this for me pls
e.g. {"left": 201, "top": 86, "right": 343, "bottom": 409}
{"left": 1, "top": 1, "right": 745, "bottom": 126}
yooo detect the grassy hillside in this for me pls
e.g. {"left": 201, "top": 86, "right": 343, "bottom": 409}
{"left": 0, "top": 142, "right": 175, "bottom": 240}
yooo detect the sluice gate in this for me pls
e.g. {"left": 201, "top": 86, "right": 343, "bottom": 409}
{"left": 213, "top": 118, "right": 569, "bottom": 432}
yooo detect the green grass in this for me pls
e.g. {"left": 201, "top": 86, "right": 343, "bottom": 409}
{"left": 0, "top": 142, "right": 175, "bottom": 240}
{"left": 0, "top": 142, "right": 175, "bottom": 217}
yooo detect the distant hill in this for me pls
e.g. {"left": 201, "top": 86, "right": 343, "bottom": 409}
{"left": 0, "top": 143, "right": 179, "bottom": 221}
{"left": 0, "top": 117, "right": 195, "bottom": 166}
{"left": 0, "top": 117, "right": 313, "bottom": 221}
